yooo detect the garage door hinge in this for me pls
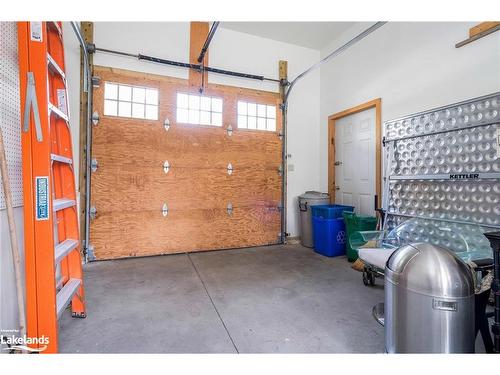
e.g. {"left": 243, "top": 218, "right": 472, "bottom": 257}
{"left": 89, "top": 206, "right": 97, "bottom": 220}
{"left": 162, "top": 203, "right": 169, "bottom": 217}
{"left": 91, "top": 158, "right": 98, "bottom": 172}
{"left": 86, "top": 244, "right": 96, "bottom": 262}
{"left": 92, "top": 111, "right": 99, "bottom": 126}
{"left": 163, "top": 160, "right": 170, "bottom": 174}
{"left": 227, "top": 163, "right": 233, "bottom": 175}
{"left": 268, "top": 204, "right": 283, "bottom": 212}
{"left": 227, "top": 202, "right": 233, "bottom": 216}
{"left": 278, "top": 165, "right": 283, "bottom": 176}
{"left": 278, "top": 232, "right": 290, "bottom": 243}
{"left": 278, "top": 130, "right": 283, "bottom": 140}
{"left": 91, "top": 75, "right": 101, "bottom": 87}
{"left": 334, "top": 161, "right": 342, "bottom": 166}
{"left": 227, "top": 125, "right": 233, "bottom": 136}
{"left": 164, "top": 118, "right": 170, "bottom": 131}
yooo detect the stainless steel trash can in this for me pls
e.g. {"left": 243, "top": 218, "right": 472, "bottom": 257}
{"left": 385, "top": 243, "right": 475, "bottom": 353}
{"left": 298, "top": 191, "right": 329, "bottom": 247}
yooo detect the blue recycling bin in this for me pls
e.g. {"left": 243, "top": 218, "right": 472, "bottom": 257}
{"left": 311, "top": 205, "right": 354, "bottom": 257}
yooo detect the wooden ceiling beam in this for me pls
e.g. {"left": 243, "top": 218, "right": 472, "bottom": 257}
{"left": 189, "top": 22, "right": 209, "bottom": 88}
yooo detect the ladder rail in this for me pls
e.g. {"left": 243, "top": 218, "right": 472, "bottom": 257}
{"left": 48, "top": 27, "right": 75, "bottom": 299}
{"left": 17, "top": 21, "right": 40, "bottom": 351}
{"left": 46, "top": 19, "right": 86, "bottom": 317}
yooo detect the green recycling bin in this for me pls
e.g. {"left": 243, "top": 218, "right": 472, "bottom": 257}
{"left": 342, "top": 211, "right": 378, "bottom": 262}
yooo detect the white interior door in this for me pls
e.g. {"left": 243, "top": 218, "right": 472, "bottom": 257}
{"left": 334, "top": 107, "right": 376, "bottom": 216}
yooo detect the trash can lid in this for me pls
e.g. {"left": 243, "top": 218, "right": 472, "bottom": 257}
{"left": 298, "top": 191, "right": 329, "bottom": 200}
{"left": 386, "top": 243, "right": 474, "bottom": 298}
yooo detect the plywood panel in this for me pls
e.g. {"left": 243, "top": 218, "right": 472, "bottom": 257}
{"left": 91, "top": 66, "right": 282, "bottom": 259}
{"left": 92, "top": 167, "right": 281, "bottom": 211}
{"left": 92, "top": 119, "right": 282, "bottom": 169}
{"left": 91, "top": 207, "right": 280, "bottom": 259}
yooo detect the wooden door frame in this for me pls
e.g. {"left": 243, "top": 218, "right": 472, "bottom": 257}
{"left": 327, "top": 98, "right": 382, "bottom": 209}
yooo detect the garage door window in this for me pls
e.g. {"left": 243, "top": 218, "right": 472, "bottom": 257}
{"left": 176, "top": 93, "right": 223, "bottom": 126}
{"left": 104, "top": 82, "right": 159, "bottom": 120}
{"left": 237, "top": 101, "right": 276, "bottom": 131}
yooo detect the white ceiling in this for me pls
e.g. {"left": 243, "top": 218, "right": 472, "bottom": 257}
{"left": 220, "top": 22, "right": 355, "bottom": 50}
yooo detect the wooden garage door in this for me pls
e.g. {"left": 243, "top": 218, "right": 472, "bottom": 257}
{"left": 90, "top": 66, "right": 282, "bottom": 260}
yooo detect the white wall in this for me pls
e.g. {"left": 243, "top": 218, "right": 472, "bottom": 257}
{"left": 62, "top": 22, "right": 321, "bottom": 237}
{"left": 319, "top": 22, "right": 500, "bottom": 193}
{"left": 93, "top": 22, "right": 190, "bottom": 80}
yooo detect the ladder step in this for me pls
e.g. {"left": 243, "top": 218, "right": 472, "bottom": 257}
{"left": 47, "top": 21, "right": 63, "bottom": 37}
{"left": 51, "top": 153, "right": 73, "bottom": 164}
{"left": 56, "top": 278, "right": 81, "bottom": 319}
{"left": 56, "top": 276, "right": 64, "bottom": 290}
{"left": 53, "top": 198, "right": 76, "bottom": 212}
{"left": 55, "top": 239, "right": 79, "bottom": 264}
{"left": 47, "top": 54, "right": 66, "bottom": 80}
{"left": 48, "top": 102, "right": 69, "bottom": 123}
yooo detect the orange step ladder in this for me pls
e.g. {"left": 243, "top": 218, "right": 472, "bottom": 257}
{"left": 18, "top": 21, "right": 86, "bottom": 353}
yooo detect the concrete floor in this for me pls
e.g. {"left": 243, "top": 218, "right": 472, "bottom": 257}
{"left": 58, "top": 244, "right": 386, "bottom": 353}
